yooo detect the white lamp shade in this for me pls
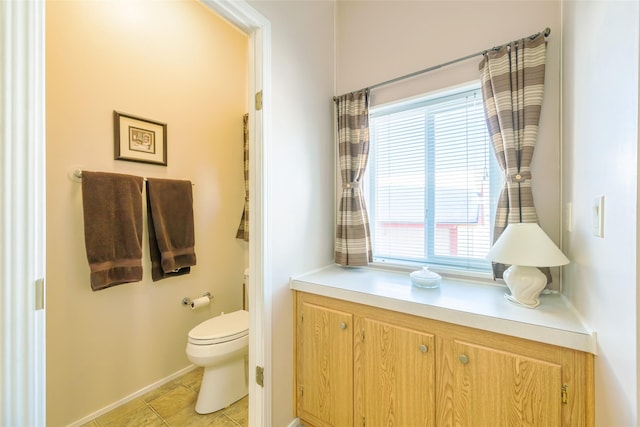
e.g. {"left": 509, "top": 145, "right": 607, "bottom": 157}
{"left": 486, "top": 223, "right": 570, "bottom": 267}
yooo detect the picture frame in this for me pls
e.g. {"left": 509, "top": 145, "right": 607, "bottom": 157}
{"left": 114, "top": 111, "right": 167, "bottom": 166}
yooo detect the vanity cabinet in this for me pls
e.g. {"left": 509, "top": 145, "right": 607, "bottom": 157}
{"left": 442, "top": 337, "right": 566, "bottom": 426}
{"left": 296, "top": 299, "right": 354, "bottom": 427}
{"left": 296, "top": 292, "right": 437, "bottom": 427}
{"left": 294, "top": 291, "right": 594, "bottom": 427}
{"left": 356, "top": 317, "right": 436, "bottom": 426}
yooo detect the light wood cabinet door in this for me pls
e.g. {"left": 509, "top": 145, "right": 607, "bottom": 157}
{"left": 357, "top": 318, "right": 436, "bottom": 427}
{"left": 452, "top": 340, "right": 562, "bottom": 427}
{"left": 297, "top": 301, "right": 354, "bottom": 427}
{"left": 294, "top": 292, "right": 593, "bottom": 427}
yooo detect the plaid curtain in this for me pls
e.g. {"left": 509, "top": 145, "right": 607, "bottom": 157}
{"left": 236, "top": 113, "right": 249, "bottom": 241}
{"left": 480, "top": 33, "right": 550, "bottom": 281}
{"left": 334, "top": 89, "right": 373, "bottom": 266}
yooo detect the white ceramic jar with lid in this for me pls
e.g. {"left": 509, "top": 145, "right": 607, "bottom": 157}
{"left": 410, "top": 266, "right": 441, "bottom": 288}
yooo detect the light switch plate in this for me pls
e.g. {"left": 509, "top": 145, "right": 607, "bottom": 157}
{"left": 592, "top": 195, "right": 604, "bottom": 238}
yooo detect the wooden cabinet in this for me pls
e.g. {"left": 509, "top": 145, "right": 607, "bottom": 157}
{"left": 356, "top": 317, "right": 436, "bottom": 426}
{"left": 295, "top": 291, "right": 594, "bottom": 427}
{"left": 451, "top": 340, "right": 562, "bottom": 426}
{"left": 296, "top": 300, "right": 353, "bottom": 427}
{"left": 436, "top": 327, "right": 594, "bottom": 426}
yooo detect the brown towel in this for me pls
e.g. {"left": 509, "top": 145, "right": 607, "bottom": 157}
{"left": 146, "top": 178, "right": 196, "bottom": 282}
{"left": 81, "top": 171, "right": 144, "bottom": 291}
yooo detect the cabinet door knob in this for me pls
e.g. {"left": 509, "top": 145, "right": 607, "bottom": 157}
{"left": 419, "top": 344, "right": 428, "bottom": 353}
{"left": 339, "top": 322, "right": 347, "bottom": 330}
{"left": 459, "top": 354, "right": 469, "bottom": 364}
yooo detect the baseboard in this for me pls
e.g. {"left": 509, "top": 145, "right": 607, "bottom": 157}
{"left": 66, "top": 364, "right": 197, "bottom": 427}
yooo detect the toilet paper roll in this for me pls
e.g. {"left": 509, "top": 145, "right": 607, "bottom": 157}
{"left": 190, "top": 296, "right": 210, "bottom": 310}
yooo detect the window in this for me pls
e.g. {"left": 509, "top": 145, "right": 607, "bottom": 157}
{"left": 367, "top": 84, "right": 500, "bottom": 272}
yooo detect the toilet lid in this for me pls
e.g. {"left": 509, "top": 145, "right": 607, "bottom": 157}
{"left": 188, "top": 310, "right": 249, "bottom": 344}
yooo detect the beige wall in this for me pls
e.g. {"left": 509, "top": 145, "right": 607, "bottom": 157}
{"left": 245, "top": 1, "right": 337, "bottom": 425}
{"left": 46, "top": 1, "right": 247, "bottom": 425}
{"left": 336, "top": 0, "right": 563, "bottom": 286}
{"left": 561, "top": 0, "right": 639, "bottom": 424}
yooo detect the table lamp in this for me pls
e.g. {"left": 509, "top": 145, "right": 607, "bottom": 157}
{"left": 486, "top": 222, "right": 569, "bottom": 308}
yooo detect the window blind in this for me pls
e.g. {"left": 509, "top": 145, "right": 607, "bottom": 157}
{"left": 369, "top": 86, "right": 497, "bottom": 270}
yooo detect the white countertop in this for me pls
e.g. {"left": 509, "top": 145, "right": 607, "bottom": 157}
{"left": 290, "top": 265, "right": 596, "bottom": 354}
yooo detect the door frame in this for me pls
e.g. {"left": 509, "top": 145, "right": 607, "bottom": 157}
{"left": 0, "top": 0, "right": 47, "bottom": 425}
{"left": 198, "top": 1, "right": 272, "bottom": 425}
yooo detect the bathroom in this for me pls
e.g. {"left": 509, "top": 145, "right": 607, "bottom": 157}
{"left": 37, "top": 0, "right": 639, "bottom": 425}
{"left": 46, "top": 1, "right": 250, "bottom": 425}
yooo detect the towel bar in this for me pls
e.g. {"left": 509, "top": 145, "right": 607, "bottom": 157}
{"left": 69, "top": 168, "right": 195, "bottom": 185}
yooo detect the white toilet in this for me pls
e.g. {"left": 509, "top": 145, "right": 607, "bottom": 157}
{"left": 186, "top": 309, "right": 249, "bottom": 414}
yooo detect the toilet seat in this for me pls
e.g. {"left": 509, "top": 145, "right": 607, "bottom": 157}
{"left": 188, "top": 310, "right": 249, "bottom": 345}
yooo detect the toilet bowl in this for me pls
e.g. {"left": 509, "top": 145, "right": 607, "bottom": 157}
{"left": 186, "top": 310, "right": 249, "bottom": 414}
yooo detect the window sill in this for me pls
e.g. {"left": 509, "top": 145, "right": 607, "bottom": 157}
{"left": 289, "top": 264, "right": 596, "bottom": 354}
{"left": 368, "top": 259, "right": 496, "bottom": 282}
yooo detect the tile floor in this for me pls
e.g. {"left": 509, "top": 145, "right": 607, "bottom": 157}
{"left": 81, "top": 368, "right": 248, "bottom": 427}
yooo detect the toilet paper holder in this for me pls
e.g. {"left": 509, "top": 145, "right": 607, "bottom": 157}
{"left": 182, "top": 292, "right": 213, "bottom": 307}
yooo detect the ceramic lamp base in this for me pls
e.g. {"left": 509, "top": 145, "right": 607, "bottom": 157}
{"left": 502, "top": 265, "right": 546, "bottom": 308}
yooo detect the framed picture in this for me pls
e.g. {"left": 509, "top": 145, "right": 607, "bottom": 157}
{"left": 114, "top": 111, "right": 167, "bottom": 166}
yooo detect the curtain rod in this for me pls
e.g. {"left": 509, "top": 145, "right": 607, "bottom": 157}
{"left": 355, "top": 27, "right": 550, "bottom": 94}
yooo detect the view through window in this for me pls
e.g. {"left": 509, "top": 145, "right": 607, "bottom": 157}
{"left": 367, "top": 84, "right": 500, "bottom": 271}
